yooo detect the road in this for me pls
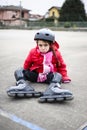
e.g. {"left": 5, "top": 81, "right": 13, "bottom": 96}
{"left": 0, "top": 29, "right": 87, "bottom": 130}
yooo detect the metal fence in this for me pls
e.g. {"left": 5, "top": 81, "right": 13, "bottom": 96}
{"left": 0, "top": 21, "right": 87, "bottom": 30}
{"left": 28, "top": 21, "right": 87, "bottom": 28}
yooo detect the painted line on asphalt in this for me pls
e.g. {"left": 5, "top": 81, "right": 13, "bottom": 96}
{"left": 77, "top": 122, "right": 87, "bottom": 130}
{"left": 0, "top": 109, "right": 45, "bottom": 130}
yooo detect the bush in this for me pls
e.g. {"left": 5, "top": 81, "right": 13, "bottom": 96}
{"left": 64, "top": 22, "right": 71, "bottom": 28}
{"left": 45, "top": 17, "right": 55, "bottom": 22}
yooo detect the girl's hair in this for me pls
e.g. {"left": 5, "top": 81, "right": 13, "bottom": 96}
{"left": 50, "top": 45, "right": 60, "bottom": 67}
{"left": 36, "top": 39, "right": 51, "bottom": 44}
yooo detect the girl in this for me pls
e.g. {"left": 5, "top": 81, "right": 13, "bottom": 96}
{"left": 7, "top": 28, "right": 73, "bottom": 102}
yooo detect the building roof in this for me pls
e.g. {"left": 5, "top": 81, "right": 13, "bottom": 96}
{"left": 0, "top": 5, "right": 30, "bottom": 12}
{"left": 48, "top": 6, "right": 61, "bottom": 11}
{"left": 29, "top": 14, "right": 44, "bottom": 21}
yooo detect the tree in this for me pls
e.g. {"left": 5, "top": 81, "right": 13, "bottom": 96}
{"left": 59, "top": 0, "right": 87, "bottom": 21}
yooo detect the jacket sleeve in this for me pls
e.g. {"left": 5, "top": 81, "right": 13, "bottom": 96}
{"left": 23, "top": 49, "right": 33, "bottom": 70}
{"left": 56, "top": 50, "right": 71, "bottom": 82}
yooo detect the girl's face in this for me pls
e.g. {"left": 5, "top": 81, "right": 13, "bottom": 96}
{"left": 37, "top": 40, "right": 50, "bottom": 53}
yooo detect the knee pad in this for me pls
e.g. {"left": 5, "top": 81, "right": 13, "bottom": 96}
{"left": 51, "top": 72, "right": 62, "bottom": 83}
{"left": 14, "top": 68, "right": 24, "bottom": 81}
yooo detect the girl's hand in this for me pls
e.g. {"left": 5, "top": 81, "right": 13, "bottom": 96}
{"left": 62, "top": 77, "right": 71, "bottom": 83}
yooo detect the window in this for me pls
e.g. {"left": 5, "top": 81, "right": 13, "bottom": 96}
{"left": 52, "top": 11, "right": 55, "bottom": 17}
{"left": 21, "top": 11, "right": 24, "bottom": 18}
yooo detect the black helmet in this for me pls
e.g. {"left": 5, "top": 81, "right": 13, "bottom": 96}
{"left": 34, "top": 28, "right": 55, "bottom": 42}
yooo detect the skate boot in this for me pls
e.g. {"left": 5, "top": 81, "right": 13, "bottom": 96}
{"left": 7, "top": 68, "right": 42, "bottom": 98}
{"left": 7, "top": 79, "right": 42, "bottom": 98}
{"left": 39, "top": 83, "right": 73, "bottom": 103}
{"left": 39, "top": 72, "right": 73, "bottom": 103}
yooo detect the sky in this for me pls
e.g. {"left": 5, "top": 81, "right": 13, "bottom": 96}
{"left": 0, "top": 0, "right": 87, "bottom": 15}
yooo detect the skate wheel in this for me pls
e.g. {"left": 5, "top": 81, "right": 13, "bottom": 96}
{"left": 17, "top": 93, "right": 24, "bottom": 97}
{"left": 65, "top": 96, "right": 74, "bottom": 100}
{"left": 26, "top": 93, "right": 33, "bottom": 97}
{"left": 7, "top": 92, "right": 16, "bottom": 97}
{"left": 34, "top": 92, "right": 42, "bottom": 97}
{"left": 56, "top": 97, "right": 64, "bottom": 101}
{"left": 47, "top": 98, "right": 55, "bottom": 102}
{"left": 38, "top": 98, "right": 46, "bottom": 103}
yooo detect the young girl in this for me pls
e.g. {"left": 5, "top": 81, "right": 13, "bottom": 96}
{"left": 7, "top": 28, "right": 73, "bottom": 102}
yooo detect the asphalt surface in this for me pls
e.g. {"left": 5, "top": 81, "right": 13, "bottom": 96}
{"left": 0, "top": 29, "right": 87, "bottom": 130}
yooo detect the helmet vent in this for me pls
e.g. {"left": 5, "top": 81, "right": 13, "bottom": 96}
{"left": 45, "top": 33, "right": 49, "bottom": 36}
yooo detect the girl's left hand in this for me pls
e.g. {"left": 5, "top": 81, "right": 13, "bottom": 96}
{"left": 62, "top": 77, "right": 71, "bottom": 83}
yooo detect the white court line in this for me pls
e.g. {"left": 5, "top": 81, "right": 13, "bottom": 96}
{"left": 77, "top": 122, "right": 87, "bottom": 130}
{"left": 0, "top": 109, "right": 45, "bottom": 130}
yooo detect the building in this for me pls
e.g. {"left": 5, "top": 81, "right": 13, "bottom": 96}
{"left": 0, "top": 5, "right": 30, "bottom": 26}
{"left": 44, "top": 6, "right": 61, "bottom": 23}
{"left": 48, "top": 6, "right": 61, "bottom": 18}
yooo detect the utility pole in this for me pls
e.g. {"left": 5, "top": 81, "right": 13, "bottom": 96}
{"left": 20, "top": 0, "right": 22, "bottom": 27}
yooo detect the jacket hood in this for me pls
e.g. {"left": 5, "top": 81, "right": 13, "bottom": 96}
{"left": 53, "top": 41, "right": 59, "bottom": 49}
{"left": 52, "top": 41, "right": 59, "bottom": 50}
